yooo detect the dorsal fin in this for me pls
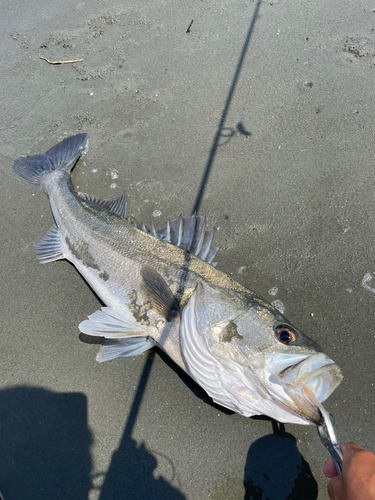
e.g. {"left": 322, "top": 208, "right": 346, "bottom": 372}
{"left": 139, "top": 214, "right": 220, "bottom": 266}
{"left": 79, "top": 192, "right": 127, "bottom": 219}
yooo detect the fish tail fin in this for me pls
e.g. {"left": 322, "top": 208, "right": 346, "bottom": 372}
{"left": 12, "top": 134, "right": 88, "bottom": 192}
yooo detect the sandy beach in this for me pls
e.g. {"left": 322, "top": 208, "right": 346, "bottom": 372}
{"left": 1, "top": 0, "right": 375, "bottom": 498}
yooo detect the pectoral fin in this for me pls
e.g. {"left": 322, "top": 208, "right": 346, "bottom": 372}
{"left": 79, "top": 306, "right": 156, "bottom": 362}
{"left": 140, "top": 264, "right": 180, "bottom": 321}
{"left": 79, "top": 306, "right": 147, "bottom": 338}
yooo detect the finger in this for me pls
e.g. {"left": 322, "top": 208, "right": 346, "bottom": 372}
{"left": 327, "top": 476, "right": 343, "bottom": 500}
{"left": 341, "top": 442, "right": 364, "bottom": 459}
{"left": 323, "top": 443, "right": 364, "bottom": 478}
{"left": 323, "top": 456, "right": 339, "bottom": 478}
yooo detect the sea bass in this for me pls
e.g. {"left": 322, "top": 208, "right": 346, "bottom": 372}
{"left": 12, "top": 134, "right": 343, "bottom": 425}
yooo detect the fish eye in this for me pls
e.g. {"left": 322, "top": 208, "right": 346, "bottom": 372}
{"left": 275, "top": 326, "right": 296, "bottom": 344}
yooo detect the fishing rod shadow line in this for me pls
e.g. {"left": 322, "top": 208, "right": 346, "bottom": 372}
{"left": 100, "top": 2, "right": 263, "bottom": 496}
{"left": 243, "top": 420, "right": 318, "bottom": 500}
{"left": 98, "top": 355, "right": 186, "bottom": 500}
{"left": 175, "top": 0, "right": 262, "bottom": 348}
{"left": 119, "top": 0, "right": 262, "bottom": 434}
{"left": 191, "top": 0, "right": 261, "bottom": 216}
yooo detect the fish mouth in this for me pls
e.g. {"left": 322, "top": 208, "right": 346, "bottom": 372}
{"left": 276, "top": 353, "right": 343, "bottom": 424}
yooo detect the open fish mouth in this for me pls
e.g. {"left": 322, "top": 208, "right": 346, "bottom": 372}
{"left": 276, "top": 353, "right": 343, "bottom": 424}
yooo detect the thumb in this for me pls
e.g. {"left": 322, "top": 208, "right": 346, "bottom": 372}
{"left": 323, "top": 442, "right": 365, "bottom": 478}
{"left": 323, "top": 456, "right": 338, "bottom": 479}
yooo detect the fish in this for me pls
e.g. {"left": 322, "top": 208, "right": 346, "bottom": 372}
{"left": 12, "top": 133, "right": 343, "bottom": 426}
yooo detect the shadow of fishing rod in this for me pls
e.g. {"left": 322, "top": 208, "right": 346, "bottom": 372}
{"left": 177, "top": 0, "right": 262, "bottom": 300}
{"left": 99, "top": 3, "right": 262, "bottom": 496}
{"left": 125, "top": 0, "right": 261, "bottom": 440}
{"left": 191, "top": 0, "right": 261, "bottom": 215}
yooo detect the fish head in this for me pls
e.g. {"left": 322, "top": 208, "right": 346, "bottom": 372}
{"left": 192, "top": 282, "right": 343, "bottom": 425}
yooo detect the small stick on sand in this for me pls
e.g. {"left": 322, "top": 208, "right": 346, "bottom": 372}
{"left": 39, "top": 56, "right": 83, "bottom": 65}
{"left": 186, "top": 20, "right": 194, "bottom": 33}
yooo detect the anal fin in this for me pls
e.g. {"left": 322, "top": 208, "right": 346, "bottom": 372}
{"left": 34, "top": 225, "right": 64, "bottom": 264}
{"left": 97, "top": 337, "right": 156, "bottom": 362}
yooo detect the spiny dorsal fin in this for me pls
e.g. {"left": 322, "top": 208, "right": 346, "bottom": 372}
{"left": 140, "top": 264, "right": 180, "bottom": 321}
{"left": 139, "top": 214, "right": 220, "bottom": 266}
{"left": 79, "top": 191, "right": 127, "bottom": 219}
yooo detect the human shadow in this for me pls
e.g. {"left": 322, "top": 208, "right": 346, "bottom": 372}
{"left": 244, "top": 420, "right": 318, "bottom": 500}
{"left": 0, "top": 384, "right": 184, "bottom": 500}
{"left": 0, "top": 386, "right": 93, "bottom": 500}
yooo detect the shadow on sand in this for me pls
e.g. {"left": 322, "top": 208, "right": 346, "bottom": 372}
{"left": 244, "top": 420, "right": 318, "bottom": 500}
{"left": 98, "top": 356, "right": 186, "bottom": 499}
{"left": 0, "top": 386, "right": 92, "bottom": 500}
{"left": 0, "top": 384, "right": 185, "bottom": 500}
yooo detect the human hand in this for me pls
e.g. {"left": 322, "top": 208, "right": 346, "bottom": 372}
{"left": 324, "top": 442, "right": 375, "bottom": 500}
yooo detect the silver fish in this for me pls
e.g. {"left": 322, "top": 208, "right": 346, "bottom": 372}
{"left": 12, "top": 134, "right": 343, "bottom": 425}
